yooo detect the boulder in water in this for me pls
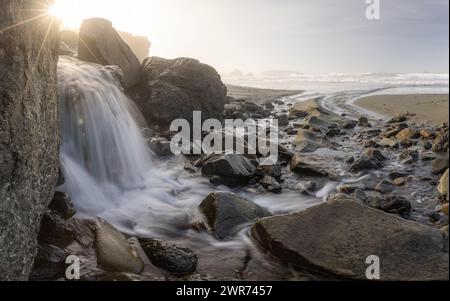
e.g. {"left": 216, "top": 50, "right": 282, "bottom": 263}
{"left": 78, "top": 18, "right": 141, "bottom": 88}
{"left": 139, "top": 238, "right": 197, "bottom": 274}
{"left": 95, "top": 218, "right": 144, "bottom": 274}
{"left": 349, "top": 148, "right": 387, "bottom": 172}
{"left": 127, "top": 56, "right": 226, "bottom": 128}
{"left": 252, "top": 197, "right": 449, "bottom": 280}
{"left": 364, "top": 195, "right": 412, "bottom": 217}
{"left": 199, "top": 192, "right": 271, "bottom": 240}
{"left": 197, "top": 154, "right": 257, "bottom": 186}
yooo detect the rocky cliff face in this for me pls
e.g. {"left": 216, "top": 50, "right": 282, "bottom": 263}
{"left": 0, "top": 0, "right": 60, "bottom": 280}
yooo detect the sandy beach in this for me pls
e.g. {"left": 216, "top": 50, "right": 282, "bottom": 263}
{"left": 355, "top": 94, "right": 449, "bottom": 125}
{"left": 226, "top": 84, "right": 303, "bottom": 104}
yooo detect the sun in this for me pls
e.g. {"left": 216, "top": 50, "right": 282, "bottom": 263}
{"left": 48, "top": 0, "right": 84, "bottom": 29}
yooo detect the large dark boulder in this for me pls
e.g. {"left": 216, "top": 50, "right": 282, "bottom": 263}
{"left": 199, "top": 192, "right": 270, "bottom": 240}
{"left": 78, "top": 18, "right": 141, "bottom": 88}
{"left": 0, "top": 0, "right": 60, "bottom": 280}
{"left": 252, "top": 197, "right": 449, "bottom": 280}
{"left": 128, "top": 56, "right": 227, "bottom": 128}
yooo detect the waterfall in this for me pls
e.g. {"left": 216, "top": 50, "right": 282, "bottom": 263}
{"left": 58, "top": 56, "right": 153, "bottom": 215}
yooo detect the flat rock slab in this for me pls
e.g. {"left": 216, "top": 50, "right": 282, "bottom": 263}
{"left": 252, "top": 198, "right": 449, "bottom": 280}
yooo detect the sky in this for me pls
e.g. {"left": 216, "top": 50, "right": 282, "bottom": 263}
{"left": 51, "top": 0, "right": 449, "bottom": 74}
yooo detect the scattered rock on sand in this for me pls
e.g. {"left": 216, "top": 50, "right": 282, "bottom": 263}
{"left": 251, "top": 197, "right": 448, "bottom": 280}
{"left": 95, "top": 218, "right": 144, "bottom": 274}
{"left": 139, "top": 238, "right": 197, "bottom": 274}
{"left": 289, "top": 99, "right": 322, "bottom": 118}
{"left": 199, "top": 192, "right": 270, "bottom": 240}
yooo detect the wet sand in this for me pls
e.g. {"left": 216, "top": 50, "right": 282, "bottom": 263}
{"left": 355, "top": 94, "right": 449, "bottom": 125}
{"left": 226, "top": 84, "right": 303, "bottom": 104}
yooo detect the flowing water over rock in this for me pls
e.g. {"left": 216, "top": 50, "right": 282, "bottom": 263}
{"left": 57, "top": 57, "right": 319, "bottom": 251}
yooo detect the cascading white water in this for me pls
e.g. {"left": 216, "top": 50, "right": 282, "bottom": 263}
{"left": 57, "top": 56, "right": 319, "bottom": 246}
{"left": 58, "top": 56, "right": 156, "bottom": 214}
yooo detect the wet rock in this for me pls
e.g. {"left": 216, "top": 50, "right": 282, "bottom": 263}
{"left": 0, "top": 0, "right": 60, "bottom": 280}
{"left": 432, "top": 157, "right": 449, "bottom": 175}
{"left": 255, "top": 163, "right": 282, "bottom": 180}
{"left": 421, "top": 140, "right": 433, "bottom": 150}
{"left": 353, "top": 189, "right": 368, "bottom": 201}
{"left": 128, "top": 56, "right": 226, "bottom": 128}
{"left": 289, "top": 99, "right": 322, "bottom": 118}
{"left": 95, "top": 218, "right": 144, "bottom": 274}
{"left": 38, "top": 212, "right": 74, "bottom": 247}
{"left": 30, "top": 244, "right": 67, "bottom": 281}
{"left": 432, "top": 131, "right": 449, "bottom": 153}
{"left": 78, "top": 18, "right": 141, "bottom": 87}
{"left": 349, "top": 148, "right": 387, "bottom": 172}
{"left": 251, "top": 197, "right": 448, "bottom": 280}
{"left": 378, "top": 137, "right": 399, "bottom": 148}
{"left": 277, "top": 114, "right": 290, "bottom": 127}
{"left": 438, "top": 169, "right": 449, "bottom": 201}
{"left": 295, "top": 181, "right": 317, "bottom": 193}
{"left": 260, "top": 176, "right": 282, "bottom": 193}
{"left": 49, "top": 192, "right": 76, "bottom": 220}
{"left": 389, "top": 171, "right": 409, "bottom": 180}
{"left": 364, "top": 196, "right": 412, "bottom": 217}
{"left": 199, "top": 192, "right": 270, "bottom": 240}
{"left": 291, "top": 153, "right": 337, "bottom": 177}
{"left": 303, "top": 116, "right": 335, "bottom": 132}
{"left": 342, "top": 120, "right": 358, "bottom": 129}
{"left": 420, "top": 128, "right": 435, "bottom": 139}
{"left": 345, "top": 157, "right": 355, "bottom": 164}
{"left": 358, "top": 117, "right": 371, "bottom": 127}
{"left": 199, "top": 154, "right": 257, "bottom": 186}
{"left": 326, "top": 128, "right": 341, "bottom": 137}
{"left": 388, "top": 114, "right": 408, "bottom": 123}
{"left": 396, "top": 128, "right": 419, "bottom": 141}
{"left": 149, "top": 137, "right": 173, "bottom": 156}
{"left": 393, "top": 177, "right": 407, "bottom": 186}
{"left": 398, "top": 149, "right": 419, "bottom": 164}
{"left": 139, "top": 239, "right": 197, "bottom": 275}
{"left": 337, "top": 183, "right": 366, "bottom": 194}
{"left": 374, "top": 180, "right": 396, "bottom": 194}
